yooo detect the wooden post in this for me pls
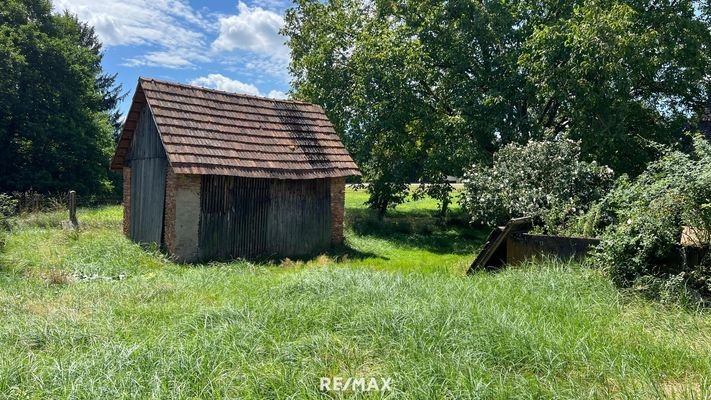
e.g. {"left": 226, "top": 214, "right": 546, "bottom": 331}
{"left": 68, "top": 191, "right": 78, "bottom": 228}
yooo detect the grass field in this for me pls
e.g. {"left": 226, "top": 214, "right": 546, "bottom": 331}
{"left": 1, "top": 188, "right": 710, "bottom": 399}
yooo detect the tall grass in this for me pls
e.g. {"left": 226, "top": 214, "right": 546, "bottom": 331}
{"left": 0, "top": 188, "right": 709, "bottom": 398}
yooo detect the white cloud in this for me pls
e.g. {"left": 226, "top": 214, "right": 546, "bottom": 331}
{"left": 190, "top": 74, "right": 261, "bottom": 96}
{"left": 267, "top": 90, "right": 288, "bottom": 99}
{"left": 123, "top": 50, "right": 209, "bottom": 69}
{"left": 190, "top": 74, "right": 287, "bottom": 99}
{"left": 53, "top": 1, "right": 291, "bottom": 81}
{"left": 53, "top": 0, "right": 208, "bottom": 48}
{"left": 53, "top": 0, "right": 209, "bottom": 68}
{"left": 249, "top": 0, "right": 293, "bottom": 10}
{"left": 212, "top": 2, "right": 288, "bottom": 60}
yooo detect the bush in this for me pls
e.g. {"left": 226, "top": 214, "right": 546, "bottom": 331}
{"left": 0, "top": 193, "right": 18, "bottom": 250}
{"left": 460, "top": 139, "right": 614, "bottom": 230}
{"left": 11, "top": 190, "right": 66, "bottom": 213}
{"left": 588, "top": 135, "right": 711, "bottom": 305}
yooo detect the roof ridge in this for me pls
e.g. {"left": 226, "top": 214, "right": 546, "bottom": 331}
{"left": 138, "top": 76, "right": 313, "bottom": 107}
{"left": 145, "top": 92, "right": 329, "bottom": 117}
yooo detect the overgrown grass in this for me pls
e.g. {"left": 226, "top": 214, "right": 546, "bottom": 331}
{"left": 0, "top": 187, "right": 710, "bottom": 398}
{"left": 342, "top": 186, "right": 484, "bottom": 275}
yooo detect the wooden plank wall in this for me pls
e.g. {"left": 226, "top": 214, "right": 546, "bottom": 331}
{"left": 199, "top": 176, "right": 332, "bottom": 260}
{"left": 506, "top": 233, "right": 600, "bottom": 265}
{"left": 127, "top": 105, "right": 167, "bottom": 245}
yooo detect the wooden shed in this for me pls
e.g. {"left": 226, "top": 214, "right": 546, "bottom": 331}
{"left": 111, "top": 78, "right": 361, "bottom": 262}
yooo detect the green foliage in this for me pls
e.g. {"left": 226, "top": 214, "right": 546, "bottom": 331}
{"left": 0, "top": 193, "right": 17, "bottom": 251}
{"left": 283, "top": 0, "right": 711, "bottom": 213}
{"left": 460, "top": 139, "right": 614, "bottom": 229}
{"left": 0, "top": 193, "right": 17, "bottom": 227}
{"left": 588, "top": 135, "right": 711, "bottom": 304}
{"left": 362, "top": 180, "right": 410, "bottom": 218}
{"left": 519, "top": 0, "right": 711, "bottom": 175}
{"left": 0, "top": 193, "right": 17, "bottom": 225}
{"left": 0, "top": 0, "right": 123, "bottom": 195}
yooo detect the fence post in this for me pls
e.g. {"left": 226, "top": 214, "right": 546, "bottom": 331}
{"left": 69, "top": 191, "right": 78, "bottom": 228}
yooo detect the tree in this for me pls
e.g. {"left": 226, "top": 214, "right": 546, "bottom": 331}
{"left": 283, "top": 0, "right": 711, "bottom": 215}
{"left": 520, "top": 0, "right": 711, "bottom": 174}
{"left": 0, "top": 0, "right": 123, "bottom": 195}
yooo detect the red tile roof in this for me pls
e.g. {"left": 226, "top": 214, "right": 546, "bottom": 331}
{"left": 111, "top": 78, "right": 360, "bottom": 179}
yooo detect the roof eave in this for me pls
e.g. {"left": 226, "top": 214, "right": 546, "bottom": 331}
{"left": 110, "top": 81, "right": 147, "bottom": 170}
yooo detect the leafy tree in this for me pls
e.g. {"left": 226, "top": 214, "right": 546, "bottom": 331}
{"left": 0, "top": 0, "right": 123, "bottom": 195}
{"left": 460, "top": 139, "right": 614, "bottom": 229}
{"left": 283, "top": 0, "right": 711, "bottom": 215}
{"left": 520, "top": 0, "right": 711, "bottom": 175}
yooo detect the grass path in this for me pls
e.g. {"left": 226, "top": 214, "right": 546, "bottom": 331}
{"left": 1, "top": 188, "right": 710, "bottom": 398}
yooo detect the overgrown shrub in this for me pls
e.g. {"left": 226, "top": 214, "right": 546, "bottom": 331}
{"left": 11, "top": 190, "right": 66, "bottom": 213}
{"left": 0, "top": 194, "right": 18, "bottom": 250}
{"left": 460, "top": 139, "right": 614, "bottom": 230}
{"left": 587, "top": 135, "right": 711, "bottom": 305}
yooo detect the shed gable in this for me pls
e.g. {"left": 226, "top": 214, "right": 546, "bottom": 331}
{"left": 112, "top": 78, "right": 360, "bottom": 180}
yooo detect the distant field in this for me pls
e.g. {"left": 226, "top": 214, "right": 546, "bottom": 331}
{"left": 0, "top": 188, "right": 710, "bottom": 398}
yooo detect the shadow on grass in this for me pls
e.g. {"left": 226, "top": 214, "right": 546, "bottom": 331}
{"left": 321, "top": 243, "right": 387, "bottom": 261}
{"left": 183, "top": 242, "right": 386, "bottom": 267}
{"left": 346, "top": 207, "right": 490, "bottom": 255}
{"left": 260, "top": 244, "right": 387, "bottom": 264}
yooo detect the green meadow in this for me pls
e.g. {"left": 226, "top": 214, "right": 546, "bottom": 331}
{"left": 0, "top": 188, "right": 710, "bottom": 399}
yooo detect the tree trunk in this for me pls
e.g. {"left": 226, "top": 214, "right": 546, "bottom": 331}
{"left": 439, "top": 198, "right": 449, "bottom": 218}
{"left": 377, "top": 202, "right": 388, "bottom": 220}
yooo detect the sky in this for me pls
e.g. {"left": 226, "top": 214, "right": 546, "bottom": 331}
{"left": 51, "top": 0, "right": 294, "bottom": 116}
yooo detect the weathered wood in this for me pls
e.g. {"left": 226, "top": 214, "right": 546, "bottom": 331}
{"left": 199, "top": 176, "right": 332, "bottom": 260}
{"left": 68, "top": 190, "right": 78, "bottom": 228}
{"left": 468, "top": 218, "right": 601, "bottom": 273}
{"left": 506, "top": 233, "right": 600, "bottom": 265}
{"left": 127, "top": 105, "right": 167, "bottom": 245}
{"left": 469, "top": 217, "right": 532, "bottom": 272}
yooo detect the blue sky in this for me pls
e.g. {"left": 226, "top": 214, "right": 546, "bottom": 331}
{"left": 52, "top": 0, "right": 294, "bottom": 116}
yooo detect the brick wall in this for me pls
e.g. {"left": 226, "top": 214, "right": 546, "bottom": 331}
{"left": 163, "top": 167, "right": 177, "bottom": 253}
{"left": 330, "top": 177, "right": 346, "bottom": 245}
{"left": 122, "top": 167, "right": 131, "bottom": 237}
